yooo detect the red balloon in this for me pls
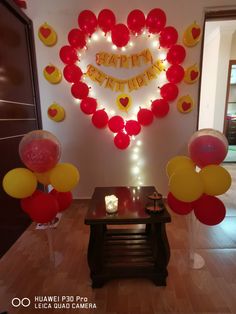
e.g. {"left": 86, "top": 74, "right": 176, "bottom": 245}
{"left": 166, "top": 64, "right": 185, "bottom": 84}
{"left": 159, "top": 26, "right": 178, "bottom": 48}
{"left": 137, "top": 108, "right": 154, "bottom": 126}
{"left": 151, "top": 99, "right": 169, "bottom": 118}
{"left": 114, "top": 132, "right": 130, "bottom": 149}
{"left": 111, "top": 24, "right": 130, "bottom": 47}
{"left": 50, "top": 189, "right": 72, "bottom": 212}
{"left": 80, "top": 97, "right": 97, "bottom": 115}
{"left": 193, "top": 194, "right": 226, "bottom": 226}
{"left": 167, "top": 44, "right": 186, "bottom": 64}
{"left": 160, "top": 83, "right": 179, "bottom": 101}
{"left": 127, "top": 9, "right": 145, "bottom": 34}
{"left": 146, "top": 8, "right": 166, "bottom": 34}
{"left": 63, "top": 64, "right": 83, "bottom": 83}
{"left": 167, "top": 192, "right": 193, "bottom": 215}
{"left": 125, "top": 120, "right": 141, "bottom": 136}
{"left": 21, "top": 190, "right": 59, "bottom": 223}
{"left": 78, "top": 10, "right": 97, "bottom": 36}
{"left": 71, "top": 82, "right": 89, "bottom": 99}
{"left": 98, "top": 9, "right": 116, "bottom": 33}
{"left": 21, "top": 190, "right": 43, "bottom": 213}
{"left": 92, "top": 109, "right": 108, "bottom": 128}
{"left": 59, "top": 45, "right": 78, "bottom": 65}
{"left": 108, "top": 116, "right": 125, "bottom": 133}
{"left": 68, "top": 29, "right": 86, "bottom": 49}
{"left": 20, "top": 138, "right": 60, "bottom": 172}
{"left": 188, "top": 135, "right": 227, "bottom": 168}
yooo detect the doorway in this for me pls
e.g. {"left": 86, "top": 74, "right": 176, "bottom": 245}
{"left": 224, "top": 60, "right": 236, "bottom": 162}
{"left": 198, "top": 13, "right": 236, "bottom": 162}
{"left": 198, "top": 10, "right": 236, "bottom": 233}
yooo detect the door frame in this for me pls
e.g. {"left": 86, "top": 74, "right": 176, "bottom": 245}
{"left": 223, "top": 60, "right": 236, "bottom": 135}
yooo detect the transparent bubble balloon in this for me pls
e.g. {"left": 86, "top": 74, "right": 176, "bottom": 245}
{"left": 19, "top": 130, "right": 61, "bottom": 173}
{"left": 188, "top": 128, "right": 228, "bottom": 168}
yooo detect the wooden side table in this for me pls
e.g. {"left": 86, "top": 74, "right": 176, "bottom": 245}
{"left": 84, "top": 186, "right": 171, "bottom": 288}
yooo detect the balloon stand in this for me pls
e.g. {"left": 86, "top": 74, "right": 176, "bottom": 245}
{"left": 188, "top": 212, "right": 205, "bottom": 269}
{"left": 45, "top": 225, "right": 62, "bottom": 268}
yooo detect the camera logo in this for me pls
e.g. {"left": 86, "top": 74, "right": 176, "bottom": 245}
{"left": 11, "top": 297, "right": 31, "bottom": 307}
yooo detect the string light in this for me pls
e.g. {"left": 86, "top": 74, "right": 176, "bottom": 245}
{"left": 152, "top": 41, "right": 158, "bottom": 48}
{"left": 68, "top": 23, "right": 169, "bottom": 178}
{"left": 131, "top": 166, "right": 140, "bottom": 175}
{"left": 131, "top": 153, "right": 139, "bottom": 161}
{"left": 92, "top": 33, "right": 99, "bottom": 41}
{"left": 159, "top": 53, "right": 167, "bottom": 60}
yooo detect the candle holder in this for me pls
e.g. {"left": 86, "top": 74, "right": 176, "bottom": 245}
{"left": 145, "top": 191, "right": 164, "bottom": 214}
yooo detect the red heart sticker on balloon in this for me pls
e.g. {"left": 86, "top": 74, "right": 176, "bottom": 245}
{"left": 190, "top": 70, "right": 198, "bottom": 81}
{"left": 191, "top": 27, "right": 200, "bottom": 39}
{"left": 46, "top": 66, "right": 55, "bottom": 74}
{"left": 48, "top": 108, "right": 57, "bottom": 117}
{"left": 40, "top": 27, "right": 51, "bottom": 38}
{"left": 182, "top": 102, "right": 191, "bottom": 111}
{"left": 120, "top": 97, "right": 129, "bottom": 107}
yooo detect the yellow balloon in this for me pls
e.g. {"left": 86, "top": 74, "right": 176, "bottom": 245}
{"left": 183, "top": 22, "right": 201, "bottom": 47}
{"left": 166, "top": 155, "right": 195, "bottom": 178}
{"left": 169, "top": 168, "right": 204, "bottom": 202}
{"left": 43, "top": 64, "right": 62, "bottom": 84}
{"left": 2, "top": 168, "right": 37, "bottom": 198}
{"left": 34, "top": 170, "right": 51, "bottom": 185}
{"left": 38, "top": 23, "right": 57, "bottom": 46}
{"left": 47, "top": 103, "right": 65, "bottom": 122}
{"left": 199, "top": 165, "right": 231, "bottom": 196}
{"left": 50, "top": 163, "right": 79, "bottom": 192}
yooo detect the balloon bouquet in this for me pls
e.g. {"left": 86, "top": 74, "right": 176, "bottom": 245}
{"left": 2, "top": 130, "right": 80, "bottom": 225}
{"left": 166, "top": 129, "right": 231, "bottom": 226}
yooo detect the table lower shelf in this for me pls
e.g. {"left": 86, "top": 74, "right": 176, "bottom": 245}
{"left": 104, "top": 229, "right": 155, "bottom": 267}
{"left": 87, "top": 226, "right": 170, "bottom": 288}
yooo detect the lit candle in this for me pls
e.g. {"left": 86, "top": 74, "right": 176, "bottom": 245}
{"left": 105, "top": 195, "right": 118, "bottom": 214}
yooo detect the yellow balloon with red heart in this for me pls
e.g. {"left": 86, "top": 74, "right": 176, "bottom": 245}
{"left": 183, "top": 22, "right": 201, "bottom": 47}
{"left": 38, "top": 23, "right": 57, "bottom": 46}
{"left": 47, "top": 103, "right": 65, "bottom": 122}
{"left": 116, "top": 94, "right": 132, "bottom": 112}
{"left": 43, "top": 64, "right": 62, "bottom": 84}
{"left": 177, "top": 95, "right": 194, "bottom": 114}
{"left": 184, "top": 64, "right": 200, "bottom": 84}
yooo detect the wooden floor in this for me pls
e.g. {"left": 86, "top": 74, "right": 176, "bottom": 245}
{"left": 0, "top": 164, "right": 236, "bottom": 314}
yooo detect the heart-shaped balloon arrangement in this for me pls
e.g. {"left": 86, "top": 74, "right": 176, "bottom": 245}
{"left": 59, "top": 9, "right": 187, "bottom": 149}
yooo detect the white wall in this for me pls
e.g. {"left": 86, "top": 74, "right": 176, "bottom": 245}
{"left": 199, "top": 26, "right": 220, "bottom": 129}
{"left": 230, "top": 31, "right": 236, "bottom": 59}
{"left": 25, "top": 0, "right": 236, "bottom": 198}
